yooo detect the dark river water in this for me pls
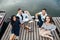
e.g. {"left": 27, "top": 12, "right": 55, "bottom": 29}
{"left": 0, "top": 0, "right": 60, "bottom": 21}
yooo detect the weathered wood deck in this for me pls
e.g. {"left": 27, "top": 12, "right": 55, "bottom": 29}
{"left": 1, "top": 17, "right": 60, "bottom": 40}
{"left": 0, "top": 13, "right": 6, "bottom": 29}
{"left": 19, "top": 18, "right": 60, "bottom": 40}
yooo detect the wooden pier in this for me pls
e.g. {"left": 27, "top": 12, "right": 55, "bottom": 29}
{"left": 0, "top": 13, "right": 6, "bottom": 29}
{"left": 1, "top": 17, "right": 60, "bottom": 40}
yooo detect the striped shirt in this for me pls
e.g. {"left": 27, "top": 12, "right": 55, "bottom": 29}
{"left": 42, "top": 23, "right": 56, "bottom": 31}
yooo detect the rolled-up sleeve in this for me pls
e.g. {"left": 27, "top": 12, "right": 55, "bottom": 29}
{"left": 51, "top": 25, "right": 56, "bottom": 31}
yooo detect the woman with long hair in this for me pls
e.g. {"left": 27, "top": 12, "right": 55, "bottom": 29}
{"left": 10, "top": 15, "right": 20, "bottom": 40}
{"left": 39, "top": 16, "right": 56, "bottom": 40}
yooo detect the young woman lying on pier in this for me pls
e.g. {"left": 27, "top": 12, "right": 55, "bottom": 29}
{"left": 39, "top": 16, "right": 56, "bottom": 40}
{"left": 10, "top": 15, "right": 21, "bottom": 40}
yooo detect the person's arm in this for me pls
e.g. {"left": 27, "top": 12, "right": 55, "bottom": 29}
{"left": 26, "top": 14, "right": 29, "bottom": 18}
{"left": 51, "top": 25, "right": 56, "bottom": 31}
{"left": 35, "top": 12, "right": 41, "bottom": 19}
{"left": 39, "top": 27, "right": 44, "bottom": 30}
{"left": 17, "top": 20, "right": 21, "bottom": 27}
{"left": 40, "top": 23, "right": 45, "bottom": 30}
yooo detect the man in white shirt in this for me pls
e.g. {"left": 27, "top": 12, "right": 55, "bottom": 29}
{"left": 35, "top": 8, "right": 47, "bottom": 27}
{"left": 16, "top": 8, "right": 23, "bottom": 24}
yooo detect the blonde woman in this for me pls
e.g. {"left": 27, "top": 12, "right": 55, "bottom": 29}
{"left": 24, "top": 11, "right": 32, "bottom": 20}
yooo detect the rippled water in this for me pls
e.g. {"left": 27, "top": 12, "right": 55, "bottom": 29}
{"left": 0, "top": 0, "right": 60, "bottom": 19}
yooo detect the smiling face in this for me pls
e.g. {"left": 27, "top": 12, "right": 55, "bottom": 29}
{"left": 45, "top": 16, "right": 50, "bottom": 23}
{"left": 42, "top": 10, "right": 46, "bottom": 15}
{"left": 44, "top": 16, "right": 53, "bottom": 24}
{"left": 24, "top": 11, "right": 27, "bottom": 13}
{"left": 24, "top": 11, "right": 29, "bottom": 14}
{"left": 18, "top": 10, "right": 22, "bottom": 15}
{"left": 13, "top": 16, "right": 16, "bottom": 21}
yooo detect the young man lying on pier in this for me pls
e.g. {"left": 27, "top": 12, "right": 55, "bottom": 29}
{"left": 16, "top": 8, "right": 33, "bottom": 31}
{"left": 35, "top": 8, "right": 47, "bottom": 28}
{"left": 16, "top": 8, "right": 33, "bottom": 23}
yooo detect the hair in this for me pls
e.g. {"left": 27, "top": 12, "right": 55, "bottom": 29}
{"left": 16, "top": 16, "right": 20, "bottom": 20}
{"left": 18, "top": 8, "right": 21, "bottom": 11}
{"left": 44, "top": 16, "right": 54, "bottom": 24}
{"left": 11, "top": 15, "right": 16, "bottom": 22}
{"left": 22, "top": 11, "right": 24, "bottom": 13}
{"left": 11, "top": 15, "right": 20, "bottom": 26}
{"left": 11, "top": 15, "right": 17, "bottom": 25}
{"left": 42, "top": 8, "right": 47, "bottom": 11}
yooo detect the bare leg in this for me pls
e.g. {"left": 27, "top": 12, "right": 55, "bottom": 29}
{"left": 41, "top": 34, "right": 53, "bottom": 40}
{"left": 9, "top": 34, "right": 16, "bottom": 40}
{"left": 39, "top": 29, "right": 53, "bottom": 40}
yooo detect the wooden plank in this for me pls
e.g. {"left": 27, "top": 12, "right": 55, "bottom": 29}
{"left": 33, "top": 21, "right": 36, "bottom": 40}
{"left": 52, "top": 17, "right": 59, "bottom": 32}
{"left": 0, "top": 13, "right": 6, "bottom": 28}
{"left": 28, "top": 22, "right": 31, "bottom": 40}
{"left": 52, "top": 17, "right": 60, "bottom": 40}
{"left": 30, "top": 22, "right": 33, "bottom": 40}
{"left": 52, "top": 17, "right": 60, "bottom": 32}
{"left": 19, "top": 18, "right": 60, "bottom": 40}
{"left": 54, "top": 30, "right": 60, "bottom": 40}
{"left": 28, "top": 31, "right": 31, "bottom": 40}
{"left": 1, "top": 23, "right": 12, "bottom": 40}
{"left": 56, "top": 17, "right": 60, "bottom": 28}
{"left": 35, "top": 21, "right": 39, "bottom": 40}
{"left": 19, "top": 27, "right": 24, "bottom": 40}
{"left": 22, "top": 29, "right": 26, "bottom": 40}
{"left": 52, "top": 31, "right": 57, "bottom": 40}
{"left": 25, "top": 29, "right": 29, "bottom": 40}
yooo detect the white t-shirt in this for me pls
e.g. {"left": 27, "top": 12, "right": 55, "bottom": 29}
{"left": 38, "top": 12, "right": 47, "bottom": 21}
{"left": 22, "top": 13, "right": 29, "bottom": 22}
{"left": 16, "top": 13, "right": 24, "bottom": 24}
